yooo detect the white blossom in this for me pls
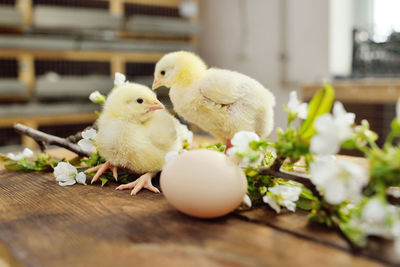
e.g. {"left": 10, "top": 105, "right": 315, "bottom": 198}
{"left": 114, "top": 72, "right": 128, "bottom": 86}
{"left": 53, "top": 162, "right": 86, "bottom": 186}
{"left": 231, "top": 131, "right": 260, "bottom": 150}
{"left": 243, "top": 194, "right": 252, "bottom": 208}
{"left": 178, "top": 124, "right": 193, "bottom": 145}
{"left": 82, "top": 128, "right": 97, "bottom": 140}
{"left": 75, "top": 172, "right": 87, "bottom": 185}
{"left": 164, "top": 149, "right": 187, "bottom": 163}
{"left": 310, "top": 101, "right": 355, "bottom": 155}
{"left": 263, "top": 185, "right": 302, "bottom": 213}
{"left": 89, "top": 91, "right": 106, "bottom": 104}
{"left": 7, "top": 148, "right": 34, "bottom": 161}
{"left": 266, "top": 147, "right": 277, "bottom": 159}
{"left": 360, "top": 202, "right": 397, "bottom": 239}
{"left": 287, "top": 91, "right": 308, "bottom": 119}
{"left": 77, "top": 128, "right": 97, "bottom": 151}
{"left": 362, "top": 199, "right": 387, "bottom": 224}
{"left": 226, "top": 131, "right": 263, "bottom": 167}
{"left": 310, "top": 156, "right": 368, "bottom": 205}
{"left": 387, "top": 187, "right": 400, "bottom": 198}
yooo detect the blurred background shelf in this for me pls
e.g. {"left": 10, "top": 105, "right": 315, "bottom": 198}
{"left": 0, "top": 0, "right": 199, "bottom": 150}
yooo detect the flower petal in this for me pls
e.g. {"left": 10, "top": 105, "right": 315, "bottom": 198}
{"left": 164, "top": 151, "right": 179, "bottom": 163}
{"left": 58, "top": 180, "right": 76, "bottom": 186}
{"left": 243, "top": 194, "right": 252, "bottom": 208}
{"left": 283, "top": 200, "right": 296, "bottom": 212}
{"left": 333, "top": 101, "right": 355, "bottom": 125}
{"left": 362, "top": 199, "right": 387, "bottom": 224}
{"left": 231, "top": 131, "right": 260, "bottom": 150}
{"left": 76, "top": 172, "right": 87, "bottom": 185}
{"left": 324, "top": 178, "right": 346, "bottom": 205}
{"left": 178, "top": 124, "right": 193, "bottom": 145}
{"left": 81, "top": 128, "right": 97, "bottom": 140}
{"left": 22, "top": 148, "right": 34, "bottom": 158}
{"left": 114, "top": 72, "right": 127, "bottom": 86}
{"left": 310, "top": 156, "right": 337, "bottom": 187}
{"left": 297, "top": 103, "right": 308, "bottom": 119}
{"left": 287, "top": 91, "right": 299, "bottom": 112}
{"left": 89, "top": 91, "right": 106, "bottom": 104}
{"left": 314, "top": 114, "right": 335, "bottom": 134}
{"left": 263, "top": 195, "right": 281, "bottom": 213}
{"left": 54, "top": 162, "right": 78, "bottom": 183}
{"left": 310, "top": 133, "right": 341, "bottom": 155}
{"left": 6, "top": 152, "right": 23, "bottom": 161}
{"left": 78, "top": 139, "right": 94, "bottom": 151}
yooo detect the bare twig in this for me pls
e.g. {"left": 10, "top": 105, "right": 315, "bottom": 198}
{"left": 35, "top": 140, "right": 47, "bottom": 152}
{"left": 258, "top": 164, "right": 321, "bottom": 198}
{"left": 14, "top": 123, "right": 91, "bottom": 157}
{"left": 66, "top": 125, "right": 98, "bottom": 144}
{"left": 269, "top": 157, "right": 284, "bottom": 171}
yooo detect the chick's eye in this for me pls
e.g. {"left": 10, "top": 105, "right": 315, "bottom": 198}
{"left": 160, "top": 70, "right": 165, "bottom": 76}
{"left": 136, "top": 98, "right": 143, "bottom": 104}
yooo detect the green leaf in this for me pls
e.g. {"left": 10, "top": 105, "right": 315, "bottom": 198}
{"left": 296, "top": 198, "right": 313, "bottom": 210}
{"left": 0, "top": 153, "right": 54, "bottom": 171}
{"left": 338, "top": 221, "right": 367, "bottom": 247}
{"left": 99, "top": 177, "right": 109, "bottom": 187}
{"left": 391, "top": 118, "right": 400, "bottom": 136}
{"left": 18, "top": 160, "right": 41, "bottom": 171}
{"left": 300, "top": 84, "right": 335, "bottom": 139}
{"left": 81, "top": 151, "right": 105, "bottom": 168}
{"left": 201, "top": 142, "right": 226, "bottom": 153}
{"left": 0, "top": 154, "right": 26, "bottom": 171}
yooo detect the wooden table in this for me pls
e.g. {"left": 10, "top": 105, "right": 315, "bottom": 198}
{"left": 0, "top": 149, "right": 396, "bottom": 266}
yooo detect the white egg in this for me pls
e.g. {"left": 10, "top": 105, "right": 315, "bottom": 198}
{"left": 160, "top": 149, "right": 248, "bottom": 218}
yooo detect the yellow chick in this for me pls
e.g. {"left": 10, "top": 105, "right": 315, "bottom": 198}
{"left": 86, "top": 81, "right": 189, "bottom": 195}
{"left": 152, "top": 51, "right": 275, "bottom": 147}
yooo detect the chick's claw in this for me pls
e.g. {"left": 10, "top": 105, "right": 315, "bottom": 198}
{"left": 85, "top": 161, "right": 119, "bottom": 184}
{"left": 116, "top": 172, "right": 160, "bottom": 196}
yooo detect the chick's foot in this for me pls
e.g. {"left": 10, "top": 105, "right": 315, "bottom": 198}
{"left": 85, "top": 161, "right": 119, "bottom": 184}
{"left": 115, "top": 172, "right": 160, "bottom": 196}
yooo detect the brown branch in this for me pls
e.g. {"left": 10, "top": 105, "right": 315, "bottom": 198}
{"left": 258, "top": 163, "right": 321, "bottom": 198}
{"left": 269, "top": 156, "right": 284, "bottom": 171}
{"left": 14, "top": 123, "right": 91, "bottom": 157}
{"left": 66, "top": 125, "right": 98, "bottom": 144}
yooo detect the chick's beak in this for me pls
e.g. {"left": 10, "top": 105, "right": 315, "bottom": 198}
{"left": 147, "top": 100, "right": 165, "bottom": 112}
{"left": 152, "top": 79, "right": 163, "bottom": 90}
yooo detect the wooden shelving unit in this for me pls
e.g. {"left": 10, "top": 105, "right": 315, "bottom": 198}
{"left": 0, "top": 0, "right": 199, "bottom": 149}
{"left": 302, "top": 79, "right": 400, "bottom": 104}
{"left": 302, "top": 79, "right": 400, "bottom": 147}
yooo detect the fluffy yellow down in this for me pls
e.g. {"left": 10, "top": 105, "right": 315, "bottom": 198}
{"left": 95, "top": 83, "right": 186, "bottom": 173}
{"left": 154, "top": 51, "right": 275, "bottom": 142}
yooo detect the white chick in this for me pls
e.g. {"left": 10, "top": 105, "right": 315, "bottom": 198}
{"left": 152, "top": 51, "right": 275, "bottom": 148}
{"left": 86, "top": 81, "right": 191, "bottom": 196}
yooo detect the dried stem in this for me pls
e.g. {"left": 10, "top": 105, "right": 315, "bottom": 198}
{"left": 258, "top": 158, "right": 321, "bottom": 198}
{"left": 269, "top": 156, "right": 284, "bottom": 171}
{"left": 14, "top": 123, "right": 91, "bottom": 157}
{"left": 66, "top": 125, "right": 98, "bottom": 144}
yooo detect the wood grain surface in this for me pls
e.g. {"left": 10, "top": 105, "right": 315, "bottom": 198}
{"left": 0, "top": 168, "right": 390, "bottom": 267}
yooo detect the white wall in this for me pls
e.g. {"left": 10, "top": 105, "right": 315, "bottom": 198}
{"left": 286, "top": 0, "right": 330, "bottom": 83}
{"left": 329, "top": 0, "right": 374, "bottom": 77}
{"left": 329, "top": 0, "right": 354, "bottom": 76}
{"left": 199, "top": 0, "right": 286, "bottom": 129}
{"left": 198, "top": 0, "right": 331, "bottom": 130}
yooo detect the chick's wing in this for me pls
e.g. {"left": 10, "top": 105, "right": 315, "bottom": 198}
{"left": 147, "top": 111, "right": 178, "bottom": 151}
{"left": 199, "top": 69, "right": 247, "bottom": 105}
